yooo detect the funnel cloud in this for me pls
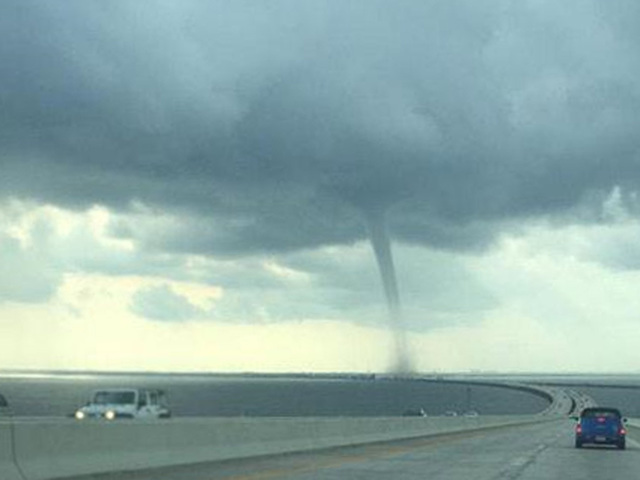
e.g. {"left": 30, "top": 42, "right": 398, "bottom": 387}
{"left": 365, "top": 208, "right": 413, "bottom": 372}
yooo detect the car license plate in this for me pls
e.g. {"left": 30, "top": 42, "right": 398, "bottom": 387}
{"left": 595, "top": 436, "right": 606, "bottom": 442}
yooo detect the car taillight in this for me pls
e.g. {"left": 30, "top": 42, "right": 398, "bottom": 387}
{"left": 575, "top": 425, "right": 582, "bottom": 434}
{"left": 620, "top": 428, "right": 627, "bottom": 435}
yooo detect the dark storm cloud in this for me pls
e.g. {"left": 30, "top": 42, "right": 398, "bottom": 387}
{"left": 2, "top": 0, "right": 640, "bottom": 257}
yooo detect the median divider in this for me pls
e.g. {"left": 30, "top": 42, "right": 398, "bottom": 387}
{"left": 11, "top": 415, "right": 557, "bottom": 480}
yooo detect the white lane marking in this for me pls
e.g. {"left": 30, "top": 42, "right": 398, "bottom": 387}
{"left": 494, "top": 443, "right": 548, "bottom": 479}
{"left": 493, "top": 431, "right": 564, "bottom": 479}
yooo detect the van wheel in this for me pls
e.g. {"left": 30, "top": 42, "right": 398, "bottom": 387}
{"left": 575, "top": 439, "right": 582, "bottom": 448}
{"left": 618, "top": 440, "right": 626, "bottom": 450}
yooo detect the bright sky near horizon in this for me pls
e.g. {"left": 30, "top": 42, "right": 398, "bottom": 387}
{"left": 2, "top": 1, "right": 640, "bottom": 373}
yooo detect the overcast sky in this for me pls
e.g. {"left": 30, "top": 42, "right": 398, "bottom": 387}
{"left": 2, "top": 0, "right": 640, "bottom": 373}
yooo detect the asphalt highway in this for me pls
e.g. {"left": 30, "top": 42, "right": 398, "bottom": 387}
{"left": 75, "top": 420, "right": 640, "bottom": 480}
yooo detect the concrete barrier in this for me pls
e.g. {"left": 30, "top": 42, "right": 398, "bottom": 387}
{"left": 12, "top": 415, "right": 557, "bottom": 480}
{"left": 626, "top": 418, "right": 640, "bottom": 430}
{"left": 0, "top": 420, "right": 24, "bottom": 480}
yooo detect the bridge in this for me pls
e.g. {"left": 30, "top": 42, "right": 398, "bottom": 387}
{"left": 1, "top": 382, "right": 637, "bottom": 480}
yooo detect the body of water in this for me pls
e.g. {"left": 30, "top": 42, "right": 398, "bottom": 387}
{"left": 0, "top": 373, "right": 549, "bottom": 417}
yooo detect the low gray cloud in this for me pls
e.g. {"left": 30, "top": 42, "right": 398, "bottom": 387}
{"left": 2, "top": 0, "right": 640, "bottom": 261}
{"left": 0, "top": 235, "right": 61, "bottom": 303}
{"left": 130, "top": 284, "right": 203, "bottom": 322}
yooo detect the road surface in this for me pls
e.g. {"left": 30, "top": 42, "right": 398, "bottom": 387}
{"left": 75, "top": 420, "right": 639, "bottom": 480}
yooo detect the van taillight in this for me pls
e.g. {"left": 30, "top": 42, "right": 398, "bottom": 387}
{"left": 575, "top": 425, "right": 582, "bottom": 433}
{"left": 620, "top": 428, "right": 627, "bottom": 435}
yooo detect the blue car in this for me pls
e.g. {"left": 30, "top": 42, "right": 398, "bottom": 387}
{"left": 575, "top": 407, "right": 627, "bottom": 449}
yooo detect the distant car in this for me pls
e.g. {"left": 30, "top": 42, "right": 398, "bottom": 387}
{"left": 75, "top": 389, "right": 171, "bottom": 420}
{"left": 402, "top": 408, "right": 427, "bottom": 417}
{"left": 0, "top": 393, "right": 10, "bottom": 416}
{"left": 575, "top": 407, "right": 626, "bottom": 449}
{"left": 463, "top": 410, "right": 479, "bottom": 417}
{"left": 444, "top": 410, "right": 458, "bottom": 417}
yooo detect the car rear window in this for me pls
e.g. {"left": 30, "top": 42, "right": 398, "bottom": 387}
{"left": 581, "top": 409, "right": 620, "bottom": 418}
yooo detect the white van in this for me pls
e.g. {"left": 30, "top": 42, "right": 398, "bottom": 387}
{"left": 74, "top": 389, "right": 171, "bottom": 420}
